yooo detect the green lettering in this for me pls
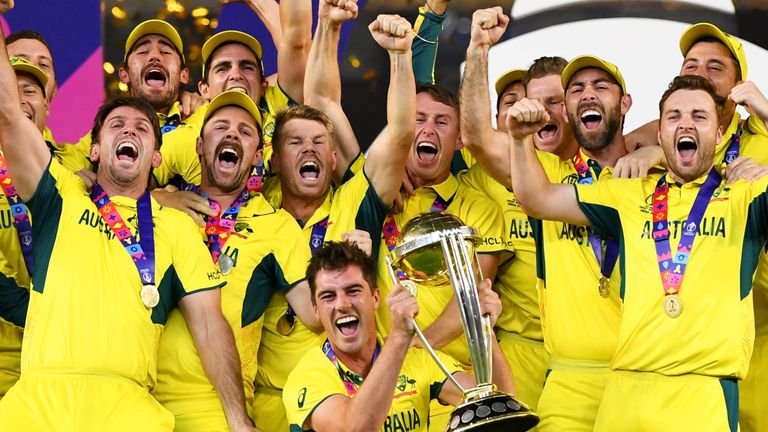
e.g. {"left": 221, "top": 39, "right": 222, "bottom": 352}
{"left": 715, "top": 217, "right": 726, "bottom": 238}
{"left": 413, "top": 409, "right": 420, "bottom": 429}
{"left": 393, "top": 412, "right": 405, "bottom": 432}
{"left": 641, "top": 221, "right": 651, "bottom": 239}
{"left": 78, "top": 209, "right": 91, "bottom": 226}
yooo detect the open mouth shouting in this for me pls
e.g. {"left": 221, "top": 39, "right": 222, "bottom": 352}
{"left": 115, "top": 140, "right": 139, "bottom": 163}
{"left": 335, "top": 315, "right": 359, "bottom": 337}
{"left": 538, "top": 123, "right": 558, "bottom": 140}
{"left": 215, "top": 141, "right": 242, "bottom": 172}
{"left": 225, "top": 84, "right": 249, "bottom": 95}
{"left": 676, "top": 134, "right": 698, "bottom": 163}
{"left": 143, "top": 64, "right": 168, "bottom": 89}
{"left": 580, "top": 109, "right": 603, "bottom": 131}
{"left": 299, "top": 160, "right": 320, "bottom": 181}
{"left": 416, "top": 141, "right": 438, "bottom": 164}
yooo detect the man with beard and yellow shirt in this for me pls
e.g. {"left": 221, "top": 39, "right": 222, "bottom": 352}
{"left": 152, "top": 91, "right": 317, "bottom": 431}
{"left": 283, "top": 241, "right": 514, "bottom": 432}
{"left": 252, "top": 4, "right": 417, "bottom": 430}
{"left": 0, "top": 17, "right": 255, "bottom": 429}
{"left": 508, "top": 73, "right": 768, "bottom": 432}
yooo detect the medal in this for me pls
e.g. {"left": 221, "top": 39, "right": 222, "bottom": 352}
{"left": 218, "top": 254, "right": 234, "bottom": 275}
{"left": 597, "top": 276, "right": 610, "bottom": 298}
{"left": 401, "top": 279, "right": 418, "bottom": 297}
{"left": 140, "top": 284, "right": 160, "bottom": 308}
{"left": 663, "top": 294, "right": 683, "bottom": 318}
{"left": 276, "top": 310, "right": 295, "bottom": 336}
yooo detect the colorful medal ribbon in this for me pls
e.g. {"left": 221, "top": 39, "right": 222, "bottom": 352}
{"left": 383, "top": 193, "right": 451, "bottom": 281}
{"left": 573, "top": 150, "right": 619, "bottom": 284}
{"left": 322, "top": 338, "right": 380, "bottom": 397}
{"left": 652, "top": 168, "right": 721, "bottom": 302}
{"left": 0, "top": 155, "right": 34, "bottom": 275}
{"left": 90, "top": 184, "right": 156, "bottom": 295}
{"left": 723, "top": 126, "right": 742, "bottom": 165}
{"left": 184, "top": 164, "right": 264, "bottom": 264}
{"left": 160, "top": 114, "right": 182, "bottom": 135}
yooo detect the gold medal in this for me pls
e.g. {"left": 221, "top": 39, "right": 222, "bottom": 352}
{"left": 276, "top": 310, "right": 295, "bottom": 336}
{"left": 400, "top": 279, "right": 418, "bottom": 297}
{"left": 140, "top": 284, "right": 160, "bottom": 308}
{"left": 218, "top": 254, "right": 234, "bottom": 275}
{"left": 598, "top": 276, "right": 610, "bottom": 298}
{"left": 664, "top": 294, "right": 683, "bottom": 318}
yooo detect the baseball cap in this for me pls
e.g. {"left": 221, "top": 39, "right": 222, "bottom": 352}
{"left": 495, "top": 68, "right": 527, "bottom": 96}
{"left": 561, "top": 55, "right": 627, "bottom": 93}
{"left": 124, "top": 19, "right": 185, "bottom": 64}
{"left": 204, "top": 90, "right": 263, "bottom": 128}
{"left": 10, "top": 56, "right": 48, "bottom": 96}
{"left": 201, "top": 30, "right": 264, "bottom": 80}
{"left": 679, "top": 22, "right": 747, "bottom": 81}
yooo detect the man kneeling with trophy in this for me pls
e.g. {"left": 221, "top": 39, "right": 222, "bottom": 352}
{"left": 283, "top": 235, "right": 531, "bottom": 432}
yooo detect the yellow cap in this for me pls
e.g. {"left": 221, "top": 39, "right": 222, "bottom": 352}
{"left": 494, "top": 68, "right": 527, "bottom": 96}
{"left": 204, "top": 90, "right": 263, "bottom": 128}
{"left": 561, "top": 55, "right": 626, "bottom": 93}
{"left": 679, "top": 22, "right": 747, "bottom": 81}
{"left": 10, "top": 56, "right": 48, "bottom": 96}
{"left": 124, "top": 19, "right": 185, "bottom": 64}
{"left": 201, "top": 30, "right": 264, "bottom": 79}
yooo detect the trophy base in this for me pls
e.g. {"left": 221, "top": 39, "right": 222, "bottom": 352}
{"left": 446, "top": 391, "right": 539, "bottom": 432}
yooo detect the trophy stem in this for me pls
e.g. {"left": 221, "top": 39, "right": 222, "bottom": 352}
{"left": 385, "top": 258, "right": 467, "bottom": 394}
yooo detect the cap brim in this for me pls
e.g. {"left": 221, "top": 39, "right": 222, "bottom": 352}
{"left": 495, "top": 68, "right": 527, "bottom": 96}
{"left": 679, "top": 22, "right": 747, "bottom": 80}
{"left": 204, "top": 90, "right": 263, "bottom": 128}
{"left": 562, "top": 55, "right": 626, "bottom": 93}
{"left": 124, "top": 20, "right": 185, "bottom": 64}
{"left": 202, "top": 31, "right": 264, "bottom": 79}
{"left": 10, "top": 59, "right": 48, "bottom": 96}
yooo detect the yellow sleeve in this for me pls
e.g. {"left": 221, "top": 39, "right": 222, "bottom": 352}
{"left": 423, "top": 348, "right": 464, "bottom": 400}
{"left": 283, "top": 349, "right": 344, "bottom": 431}
{"left": 747, "top": 114, "right": 768, "bottom": 137}
{"left": 574, "top": 178, "right": 627, "bottom": 240}
{"left": 274, "top": 210, "right": 312, "bottom": 288}
{"left": 155, "top": 124, "right": 202, "bottom": 187}
{"left": 461, "top": 188, "right": 510, "bottom": 255}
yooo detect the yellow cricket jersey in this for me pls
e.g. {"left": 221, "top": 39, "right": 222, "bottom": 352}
{"left": 153, "top": 85, "right": 291, "bottom": 188}
{"left": 256, "top": 169, "right": 389, "bottom": 391}
{"left": 21, "top": 159, "right": 224, "bottom": 387}
{"left": 459, "top": 164, "right": 540, "bottom": 341}
{"left": 283, "top": 337, "right": 462, "bottom": 432}
{"left": 153, "top": 195, "right": 310, "bottom": 413}
{"left": 575, "top": 172, "right": 768, "bottom": 378}
{"left": 375, "top": 174, "right": 509, "bottom": 366}
{"left": 533, "top": 149, "right": 622, "bottom": 362}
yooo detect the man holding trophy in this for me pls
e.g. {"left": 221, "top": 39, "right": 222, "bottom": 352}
{"left": 283, "top": 241, "right": 517, "bottom": 432}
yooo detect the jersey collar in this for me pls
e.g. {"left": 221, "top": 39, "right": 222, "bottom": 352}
{"left": 425, "top": 173, "right": 459, "bottom": 203}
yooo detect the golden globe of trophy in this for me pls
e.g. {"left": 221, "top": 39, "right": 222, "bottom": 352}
{"left": 387, "top": 212, "right": 539, "bottom": 432}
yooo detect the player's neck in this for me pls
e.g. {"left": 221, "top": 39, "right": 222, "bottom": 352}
{"left": 722, "top": 102, "right": 737, "bottom": 131}
{"left": 97, "top": 174, "right": 147, "bottom": 201}
{"left": 583, "top": 135, "right": 627, "bottom": 169}
{"left": 334, "top": 338, "right": 377, "bottom": 378}
{"left": 408, "top": 169, "right": 449, "bottom": 191}
{"left": 282, "top": 193, "right": 326, "bottom": 226}
{"left": 555, "top": 138, "right": 579, "bottom": 161}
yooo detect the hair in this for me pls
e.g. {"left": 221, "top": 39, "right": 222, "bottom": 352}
{"left": 7, "top": 31, "right": 53, "bottom": 63}
{"left": 417, "top": 83, "right": 459, "bottom": 112}
{"left": 306, "top": 241, "right": 378, "bottom": 305}
{"left": 90, "top": 96, "right": 163, "bottom": 150}
{"left": 658, "top": 75, "right": 724, "bottom": 123}
{"left": 202, "top": 42, "right": 264, "bottom": 84}
{"left": 689, "top": 36, "right": 742, "bottom": 81}
{"left": 524, "top": 56, "right": 567, "bottom": 87}
{"left": 271, "top": 105, "right": 334, "bottom": 154}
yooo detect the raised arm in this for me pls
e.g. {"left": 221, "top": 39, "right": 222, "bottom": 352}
{"left": 276, "top": 0, "right": 312, "bottom": 103}
{"left": 460, "top": 7, "right": 513, "bottom": 188}
{"left": 222, "top": 0, "right": 283, "bottom": 48}
{"left": 411, "top": 0, "right": 449, "bottom": 85}
{"left": 363, "top": 15, "right": 416, "bottom": 207}
{"left": 507, "top": 98, "right": 588, "bottom": 226}
{"left": 0, "top": 25, "right": 51, "bottom": 201}
{"left": 179, "top": 289, "right": 256, "bottom": 432}
{"left": 308, "top": 283, "right": 417, "bottom": 431}
{"left": 285, "top": 280, "right": 322, "bottom": 332}
{"left": 304, "top": 0, "right": 361, "bottom": 180}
